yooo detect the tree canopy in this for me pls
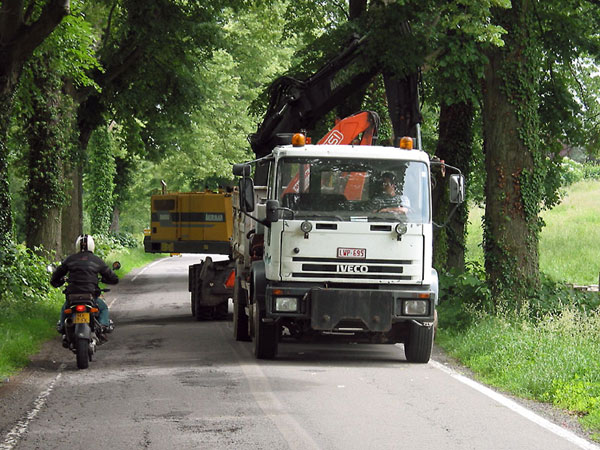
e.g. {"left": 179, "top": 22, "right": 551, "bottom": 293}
{"left": 1, "top": 0, "right": 599, "bottom": 305}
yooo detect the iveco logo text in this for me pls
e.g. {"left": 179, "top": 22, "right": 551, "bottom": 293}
{"left": 337, "top": 264, "right": 368, "bottom": 273}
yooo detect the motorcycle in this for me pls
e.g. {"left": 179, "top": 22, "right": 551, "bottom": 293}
{"left": 61, "top": 291, "right": 106, "bottom": 369}
{"left": 53, "top": 261, "right": 120, "bottom": 370}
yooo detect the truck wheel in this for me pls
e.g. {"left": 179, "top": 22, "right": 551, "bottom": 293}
{"left": 215, "top": 301, "right": 229, "bottom": 320}
{"left": 233, "top": 279, "right": 250, "bottom": 341}
{"left": 404, "top": 321, "right": 434, "bottom": 363}
{"left": 253, "top": 306, "right": 278, "bottom": 359}
{"left": 191, "top": 290, "right": 196, "bottom": 317}
{"left": 197, "top": 305, "right": 214, "bottom": 321}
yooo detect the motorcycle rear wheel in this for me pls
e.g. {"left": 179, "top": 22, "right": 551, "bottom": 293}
{"left": 76, "top": 338, "right": 90, "bottom": 369}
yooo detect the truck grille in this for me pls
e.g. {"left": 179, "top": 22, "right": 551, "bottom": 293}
{"left": 290, "top": 257, "right": 414, "bottom": 281}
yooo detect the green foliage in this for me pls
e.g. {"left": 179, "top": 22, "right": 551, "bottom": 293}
{"left": 560, "top": 159, "right": 600, "bottom": 186}
{"left": 560, "top": 157, "right": 585, "bottom": 186}
{"left": 438, "top": 262, "right": 492, "bottom": 331}
{"left": 91, "top": 232, "right": 137, "bottom": 260}
{"left": 85, "top": 127, "right": 116, "bottom": 234}
{"left": 137, "top": 2, "right": 296, "bottom": 194}
{"left": 0, "top": 243, "right": 56, "bottom": 314}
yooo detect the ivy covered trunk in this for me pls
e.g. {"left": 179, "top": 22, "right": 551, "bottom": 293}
{"left": 483, "top": 0, "right": 542, "bottom": 305}
{"left": 61, "top": 163, "right": 83, "bottom": 258}
{"left": 0, "top": 93, "right": 13, "bottom": 263}
{"left": 432, "top": 101, "right": 474, "bottom": 273}
{"left": 25, "top": 60, "right": 70, "bottom": 257}
{"left": 87, "top": 127, "right": 116, "bottom": 235}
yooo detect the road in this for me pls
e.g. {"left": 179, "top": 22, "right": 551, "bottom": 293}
{"left": 0, "top": 254, "right": 598, "bottom": 450}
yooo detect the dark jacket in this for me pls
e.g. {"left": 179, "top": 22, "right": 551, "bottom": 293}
{"left": 50, "top": 251, "right": 118, "bottom": 296}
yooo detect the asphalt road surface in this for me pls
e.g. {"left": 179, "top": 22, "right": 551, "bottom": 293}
{"left": 1, "top": 254, "right": 598, "bottom": 450}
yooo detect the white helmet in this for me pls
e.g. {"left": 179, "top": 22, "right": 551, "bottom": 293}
{"left": 76, "top": 234, "right": 95, "bottom": 253}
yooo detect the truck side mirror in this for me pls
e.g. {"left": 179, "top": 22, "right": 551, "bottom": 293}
{"left": 449, "top": 174, "right": 465, "bottom": 204}
{"left": 238, "top": 177, "right": 255, "bottom": 212}
{"left": 266, "top": 200, "right": 279, "bottom": 223}
{"left": 232, "top": 163, "right": 251, "bottom": 177}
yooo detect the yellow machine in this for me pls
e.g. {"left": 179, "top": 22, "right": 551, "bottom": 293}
{"left": 144, "top": 187, "right": 236, "bottom": 321}
{"left": 144, "top": 190, "right": 234, "bottom": 255}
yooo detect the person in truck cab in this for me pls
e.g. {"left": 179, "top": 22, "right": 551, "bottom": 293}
{"left": 371, "top": 172, "right": 410, "bottom": 214}
{"left": 51, "top": 234, "right": 119, "bottom": 335}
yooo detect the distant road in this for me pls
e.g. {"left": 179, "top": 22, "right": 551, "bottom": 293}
{"left": 0, "top": 254, "right": 597, "bottom": 450}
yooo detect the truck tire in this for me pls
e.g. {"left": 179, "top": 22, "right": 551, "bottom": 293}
{"left": 253, "top": 306, "right": 278, "bottom": 359}
{"left": 191, "top": 290, "right": 196, "bottom": 317}
{"left": 215, "top": 300, "right": 229, "bottom": 320}
{"left": 404, "top": 321, "right": 434, "bottom": 363}
{"left": 197, "top": 304, "right": 214, "bottom": 320}
{"left": 233, "top": 278, "right": 250, "bottom": 341}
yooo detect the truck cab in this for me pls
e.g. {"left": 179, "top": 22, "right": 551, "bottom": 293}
{"left": 233, "top": 134, "right": 464, "bottom": 362}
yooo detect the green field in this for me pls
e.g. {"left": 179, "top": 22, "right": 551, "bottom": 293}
{"left": 466, "top": 180, "right": 600, "bottom": 285}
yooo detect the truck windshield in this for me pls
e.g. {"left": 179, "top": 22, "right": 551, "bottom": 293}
{"left": 275, "top": 157, "right": 430, "bottom": 223}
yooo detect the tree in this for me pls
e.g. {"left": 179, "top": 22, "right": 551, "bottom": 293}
{"left": 0, "top": 0, "right": 70, "bottom": 263}
{"left": 58, "top": 0, "right": 236, "bottom": 252}
{"left": 481, "top": 0, "right": 600, "bottom": 305}
{"left": 482, "top": 0, "right": 543, "bottom": 303}
{"left": 86, "top": 126, "right": 116, "bottom": 234}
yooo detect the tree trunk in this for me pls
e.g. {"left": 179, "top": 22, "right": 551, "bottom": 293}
{"left": 61, "top": 164, "right": 83, "bottom": 257}
{"left": 60, "top": 94, "right": 105, "bottom": 252}
{"left": 25, "top": 61, "right": 68, "bottom": 258}
{"left": 0, "top": 1, "right": 70, "bottom": 262}
{"left": 336, "top": 0, "right": 369, "bottom": 120}
{"left": 110, "top": 206, "right": 120, "bottom": 233}
{"left": 0, "top": 93, "right": 14, "bottom": 259}
{"left": 432, "top": 101, "right": 474, "bottom": 272}
{"left": 483, "top": 0, "right": 541, "bottom": 304}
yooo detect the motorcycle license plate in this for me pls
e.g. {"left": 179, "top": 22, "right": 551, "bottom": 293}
{"left": 73, "top": 312, "right": 90, "bottom": 324}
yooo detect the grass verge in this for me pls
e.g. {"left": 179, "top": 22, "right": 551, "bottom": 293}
{"left": 0, "top": 246, "right": 163, "bottom": 380}
{"left": 438, "top": 179, "right": 600, "bottom": 441}
{"left": 437, "top": 307, "right": 600, "bottom": 440}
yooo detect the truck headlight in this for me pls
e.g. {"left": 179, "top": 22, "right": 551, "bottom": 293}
{"left": 300, "top": 221, "right": 312, "bottom": 233}
{"left": 274, "top": 297, "right": 298, "bottom": 312}
{"left": 403, "top": 300, "right": 428, "bottom": 316}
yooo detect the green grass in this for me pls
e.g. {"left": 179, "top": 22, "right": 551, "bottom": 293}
{"left": 465, "top": 180, "right": 600, "bottom": 285}
{"left": 439, "top": 179, "right": 600, "bottom": 440}
{"left": 106, "top": 246, "right": 166, "bottom": 278}
{"left": 540, "top": 181, "right": 600, "bottom": 285}
{"left": 0, "top": 299, "right": 63, "bottom": 379}
{"left": 437, "top": 309, "right": 600, "bottom": 440}
{"left": 0, "top": 246, "right": 163, "bottom": 380}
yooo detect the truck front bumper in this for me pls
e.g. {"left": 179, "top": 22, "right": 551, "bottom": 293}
{"left": 266, "top": 285, "right": 435, "bottom": 333}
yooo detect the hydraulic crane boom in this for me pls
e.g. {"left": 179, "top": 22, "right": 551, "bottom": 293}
{"left": 249, "top": 34, "right": 422, "bottom": 183}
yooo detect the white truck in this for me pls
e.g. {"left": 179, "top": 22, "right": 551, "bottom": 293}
{"left": 231, "top": 133, "right": 464, "bottom": 362}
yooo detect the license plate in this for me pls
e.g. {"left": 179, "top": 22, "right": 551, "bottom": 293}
{"left": 337, "top": 247, "right": 366, "bottom": 259}
{"left": 73, "top": 312, "right": 90, "bottom": 324}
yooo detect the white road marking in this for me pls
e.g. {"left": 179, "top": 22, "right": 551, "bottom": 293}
{"left": 131, "top": 258, "right": 166, "bottom": 282}
{"left": 0, "top": 365, "right": 65, "bottom": 450}
{"left": 108, "top": 297, "right": 118, "bottom": 308}
{"left": 429, "top": 360, "right": 600, "bottom": 450}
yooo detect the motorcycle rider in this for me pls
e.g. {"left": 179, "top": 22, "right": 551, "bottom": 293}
{"left": 51, "top": 234, "right": 119, "bottom": 335}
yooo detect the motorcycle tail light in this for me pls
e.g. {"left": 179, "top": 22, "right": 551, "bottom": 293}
{"left": 75, "top": 304, "right": 87, "bottom": 312}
